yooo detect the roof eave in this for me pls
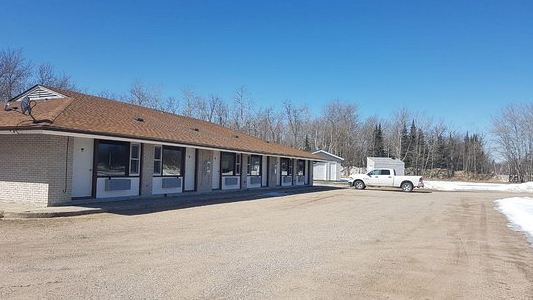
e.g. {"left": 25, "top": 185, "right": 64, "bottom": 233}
{"left": 0, "top": 127, "right": 324, "bottom": 161}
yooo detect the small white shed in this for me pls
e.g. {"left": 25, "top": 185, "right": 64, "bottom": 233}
{"left": 367, "top": 157, "right": 405, "bottom": 175}
{"left": 312, "top": 150, "right": 344, "bottom": 181}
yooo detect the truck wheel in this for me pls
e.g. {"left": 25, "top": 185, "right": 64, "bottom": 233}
{"left": 401, "top": 182, "right": 413, "bottom": 192}
{"left": 354, "top": 180, "right": 366, "bottom": 190}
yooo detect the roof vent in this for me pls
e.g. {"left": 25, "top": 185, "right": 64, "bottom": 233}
{"left": 11, "top": 85, "right": 66, "bottom": 102}
{"left": 192, "top": 128, "right": 199, "bottom": 132}
{"left": 233, "top": 135, "right": 239, "bottom": 138}
{"left": 134, "top": 117, "right": 144, "bottom": 122}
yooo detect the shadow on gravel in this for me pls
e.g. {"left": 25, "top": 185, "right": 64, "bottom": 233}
{"left": 73, "top": 186, "right": 344, "bottom": 216}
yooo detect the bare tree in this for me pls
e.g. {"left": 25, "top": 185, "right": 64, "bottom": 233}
{"left": 0, "top": 48, "right": 33, "bottom": 101}
{"left": 35, "top": 62, "right": 78, "bottom": 91}
{"left": 253, "top": 107, "right": 285, "bottom": 143}
{"left": 283, "top": 100, "right": 309, "bottom": 149}
{"left": 211, "top": 95, "right": 230, "bottom": 126}
{"left": 492, "top": 103, "right": 533, "bottom": 181}
{"left": 231, "top": 86, "right": 253, "bottom": 132}
{"left": 163, "top": 96, "right": 180, "bottom": 114}
{"left": 126, "top": 80, "right": 165, "bottom": 110}
{"left": 181, "top": 87, "right": 201, "bottom": 118}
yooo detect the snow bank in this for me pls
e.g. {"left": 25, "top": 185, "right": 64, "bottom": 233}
{"left": 494, "top": 198, "right": 533, "bottom": 246}
{"left": 425, "top": 181, "right": 533, "bottom": 193}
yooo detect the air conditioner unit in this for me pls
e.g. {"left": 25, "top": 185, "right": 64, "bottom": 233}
{"left": 162, "top": 177, "right": 182, "bottom": 189}
{"left": 224, "top": 177, "right": 239, "bottom": 186}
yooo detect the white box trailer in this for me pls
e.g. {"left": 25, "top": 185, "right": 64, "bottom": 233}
{"left": 367, "top": 157, "right": 405, "bottom": 175}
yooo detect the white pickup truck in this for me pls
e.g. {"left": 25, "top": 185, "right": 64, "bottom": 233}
{"left": 348, "top": 168, "right": 424, "bottom": 192}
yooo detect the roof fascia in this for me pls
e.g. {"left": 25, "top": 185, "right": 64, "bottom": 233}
{"left": 0, "top": 129, "right": 325, "bottom": 161}
{"left": 312, "top": 150, "right": 345, "bottom": 161}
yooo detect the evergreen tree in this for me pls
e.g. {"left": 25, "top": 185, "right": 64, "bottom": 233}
{"left": 375, "top": 124, "right": 386, "bottom": 157}
{"left": 368, "top": 123, "right": 386, "bottom": 157}
{"left": 405, "top": 120, "right": 417, "bottom": 168}
{"left": 435, "top": 134, "right": 447, "bottom": 168}
{"left": 400, "top": 122, "right": 409, "bottom": 161}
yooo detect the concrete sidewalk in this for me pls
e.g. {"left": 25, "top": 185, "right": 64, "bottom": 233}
{"left": 0, "top": 185, "right": 341, "bottom": 219}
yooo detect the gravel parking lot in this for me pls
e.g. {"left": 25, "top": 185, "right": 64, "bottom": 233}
{"left": 1, "top": 188, "right": 532, "bottom": 300}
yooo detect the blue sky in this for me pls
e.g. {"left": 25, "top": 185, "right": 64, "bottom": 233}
{"left": 1, "top": 0, "right": 532, "bottom": 134}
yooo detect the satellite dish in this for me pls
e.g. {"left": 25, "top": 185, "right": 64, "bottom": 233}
{"left": 16, "top": 96, "right": 52, "bottom": 124}
{"left": 21, "top": 96, "right": 31, "bottom": 115}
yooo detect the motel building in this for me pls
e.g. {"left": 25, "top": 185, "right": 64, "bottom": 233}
{"left": 0, "top": 85, "right": 322, "bottom": 207}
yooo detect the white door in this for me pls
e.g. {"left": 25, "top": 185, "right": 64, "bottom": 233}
{"left": 212, "top": 151, "right": 220, "bottom": 189}
{"left": 366, "top": 170, "right": 381, "bottom": 186}
{"left": 276, "top": 157, "right": 281, "bottom": 186}
{"left": 72, "top": 137, "right": 94, "bottom": 198}
{"left": 261, "top": 156, "right": 268, "bottom": 186}
{"left": 184, "top": 147, "right": 196, "bottom": 191}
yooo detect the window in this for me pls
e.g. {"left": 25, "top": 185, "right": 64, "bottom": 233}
{"left": 247, "top": 155, "right": 261, "bottom": 176}
{"left": 221, "top": 152, "right": 242, "bottom": 176}
{"left": 280, "top": 158, "right": 292, "bottom": 176}
{"left": 154, "top": 146, "right": 162, "bottom": 175}
{"left": 297, "top": 160, "right": 305, "bottom": 176}
{"left": 153, "top": 146, "right": 184, "bottom": 176}
{"left": 130, "top": 144, "right": 141, "bottom": 175}
{"left": 97, "top": 140, "right": 129, "bottom": 177}
{"left": 368, "top": 169, "right": 389, "bottom": 176}
{"left": 221, "top": 152, "right": 236, "bottom": 176}
{"left": 162, "top": 146, "right": 184, "bottom": 176}
{"left": 235, "top": 153, "right": 241, "bottom": 175}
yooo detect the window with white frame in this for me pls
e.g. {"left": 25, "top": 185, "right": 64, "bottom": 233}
{"left": 154, "top": 146, "right": 162, "bottom": 175}
{"left": 236, "top": 153, "right": 241, "bottom": 175}
{"left": 130, "top": 143, "right": 141, "bottom": 175}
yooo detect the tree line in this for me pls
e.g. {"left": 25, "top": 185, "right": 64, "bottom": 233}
{"left": 492, "top": 103, "right": 533, "bottom": 182}
{"left": 2, "top": 48, "right": 530, "bottom": 181}
{"left": 118, "top": 80, "right": 493, "bottom": 179}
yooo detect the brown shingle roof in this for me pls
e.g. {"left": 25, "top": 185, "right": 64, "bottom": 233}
{"left": 0, "top": 86, "right": 321, "bottom": 160}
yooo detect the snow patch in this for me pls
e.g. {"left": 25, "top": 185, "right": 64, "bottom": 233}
{"left": 425, "top": 181, "right": 533, "bottom": 193}
{"left": 494, "top": 198, "right": 533, "bottom": 247}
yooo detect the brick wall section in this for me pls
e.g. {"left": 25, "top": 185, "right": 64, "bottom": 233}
{"left": 241, "top": 154, "right": 248, "bottom": 189}
{"left": 196, "top": 149, "right": 213, "bottom": 192}
{"left": 0, "top": 134, "right": 73, "bottom": 207}
{"left": 308, "top": 160, "right": 314, "bottom": 186}
{"left": 140, "top": 144, "right": 154, "bottom": 196}
{"left": 292, "top": 159, "right": 297, "bottom": 185}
